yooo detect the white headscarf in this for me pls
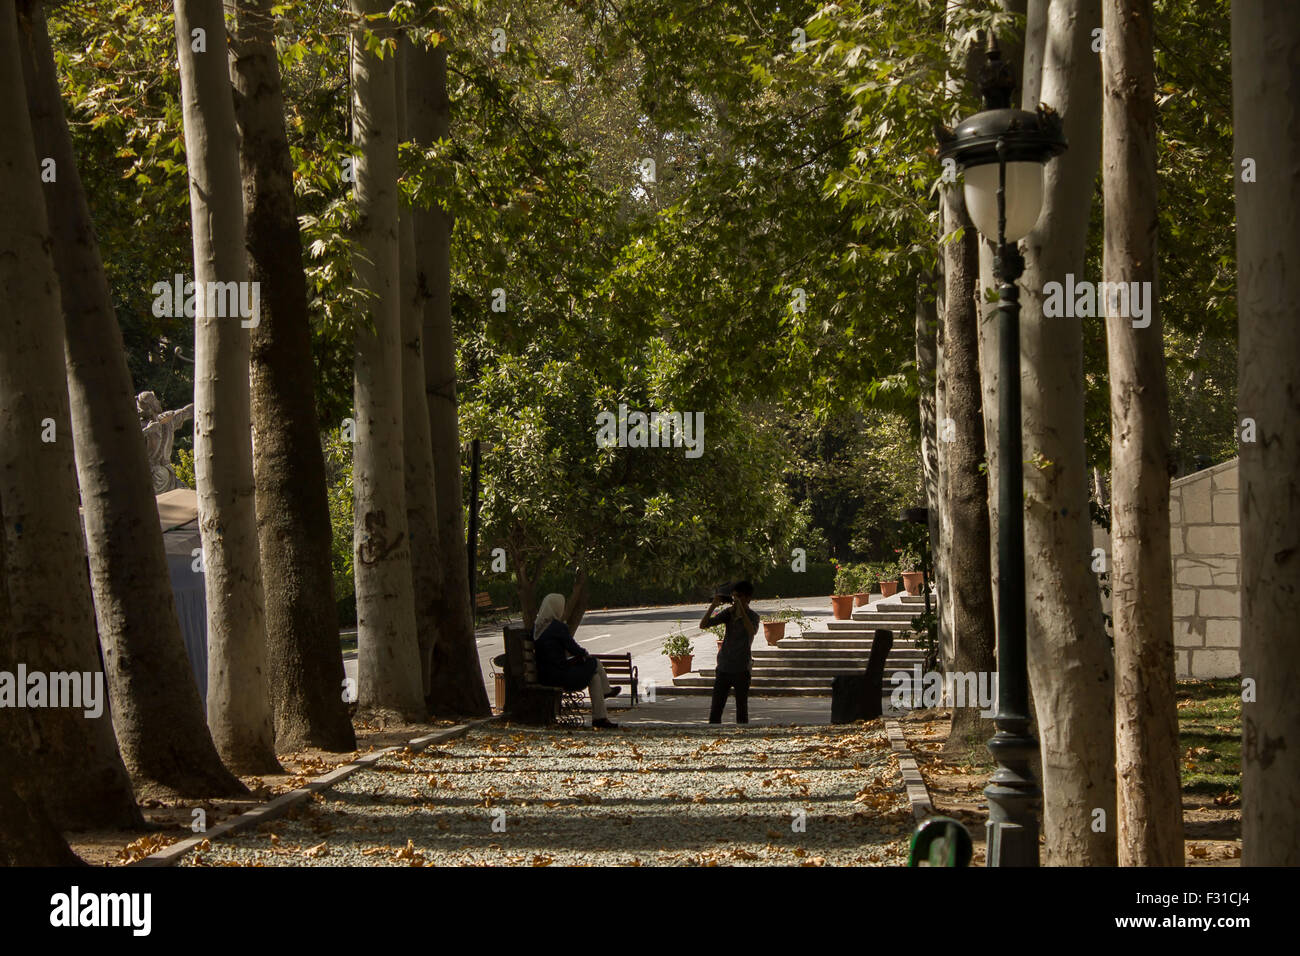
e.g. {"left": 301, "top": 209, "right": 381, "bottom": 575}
{"left": 533, "top": 592, "right": 567, "bottom": 639}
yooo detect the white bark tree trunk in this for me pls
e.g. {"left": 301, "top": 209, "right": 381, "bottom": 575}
{"left": 1233, "top": 0, "right": 1300, "bottom": 866}
{"left": 1102, "top": 0, "right": 1183, "bottom": 866}
{"left": 0, "top": 0, "right": 141, "bottom": 829}
{"left": 20, "top": 0, "right": 246, "bottom": 797}
{"left": 407, "top": 35, "right": 491, "bottom": 717}
{"left": 348, "top": 1, "right": 425, "bottom": 719}
{"left": 396, "top": 40, "right": 442, "bottom": 703}
{"left": 1018, "top": 0, "right": 1118, "bottom": 865}
{"left": 174, "top": 0, "right": 280, "bottom": 773}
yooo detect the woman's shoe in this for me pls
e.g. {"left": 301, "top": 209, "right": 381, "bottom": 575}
{"left": 604, "top": 685, "right": 622, "bottom": 698}
{"left": 592, "top": 718, "right": 619, "bottom": 729}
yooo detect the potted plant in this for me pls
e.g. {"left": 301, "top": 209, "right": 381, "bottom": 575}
{"left": 851, "top": 563, "right": 873, "bottom": 607}
{"left": 707, "top": 622, "right": 726, "bottom": 653}
{"left": 877, "top": 560, "right": 901, "bottom": 598}
{"left": 661, "top": 629, "right": 695, "bottom": 677}
{"left": 762, "top": 606, "right": 799, "bottom": 645}
{"left": 898, "top": 546, "right": 925, "bottom": 596}
{"left": 831, "top": 562, "right": 856, "bottom": 620}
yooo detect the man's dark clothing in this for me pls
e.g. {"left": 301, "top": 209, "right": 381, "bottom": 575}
{"left": 704, "top": 603, "right": 759, "bottom": 724}
{"left": 709, "top": 670, "right": 751, "bottom": 724}
{"left": 704, "top": 604, "right": 760, "bottom": 674}
{"left": 533, "top": 619, "right": 597, "bottom": 691}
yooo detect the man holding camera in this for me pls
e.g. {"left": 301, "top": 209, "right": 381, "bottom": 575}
{"left": 700, "top": 580, "right": 760, "bottom": 724}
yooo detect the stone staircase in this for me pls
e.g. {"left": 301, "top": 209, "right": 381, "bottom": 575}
{"left": 668, "top": 592, "right": 935, "bottom": 697}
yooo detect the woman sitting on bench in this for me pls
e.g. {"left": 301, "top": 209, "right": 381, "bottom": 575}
{"left": 533, "top": 592, "right": 622, "bottom": 729}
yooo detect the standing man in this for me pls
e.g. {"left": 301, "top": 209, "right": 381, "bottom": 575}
{"left": 701, "top": 581, "right": 759, "bottom": 724}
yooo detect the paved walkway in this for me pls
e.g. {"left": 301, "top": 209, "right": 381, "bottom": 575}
{"left": 179, "top": 723, "right": 911, "bottom": 867}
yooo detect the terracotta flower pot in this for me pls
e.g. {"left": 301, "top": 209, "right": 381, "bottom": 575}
{"left": 902, "top": 571, "right": 925, "bottom": 596}
{"left": 853, "top": 591, "right": 871, "bottom": 607}
{"left": 763, "top": 621, "right": 786, "bottom": 645}
{"left": 669, "top": 654, "right": 693, "bottom": 677}
{"left": 879, "top": 580, "right": 899, "bottom": 598}
{"left": 831, "top": 595, "right": 855, "bottom": 619}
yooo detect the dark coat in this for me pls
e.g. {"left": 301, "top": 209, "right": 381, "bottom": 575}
{"left": 533, "top": 619, "right": 597, "bottom": 691}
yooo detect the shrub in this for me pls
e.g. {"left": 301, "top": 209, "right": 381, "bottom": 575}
{"left": 661, "top": 628, "right": 694, "bottom": 658}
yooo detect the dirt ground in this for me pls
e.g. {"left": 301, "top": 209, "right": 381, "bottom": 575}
{"left": 69, "top": 716, "right": 463, "bottom": 866}
{"left": 899, "top": 708, "right": 1242, "bottom": 866}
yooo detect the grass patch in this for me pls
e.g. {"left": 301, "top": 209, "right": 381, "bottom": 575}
{"left": 1176, "top": 678, "right": 1240, "bottom": 800}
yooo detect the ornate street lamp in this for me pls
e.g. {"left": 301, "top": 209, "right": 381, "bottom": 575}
{"left": 935, "top": 42, "right": 1067, "bottom": 867}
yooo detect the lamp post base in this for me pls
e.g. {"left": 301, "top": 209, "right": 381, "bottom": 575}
{"left": 984, "top": 721, "right": 1041, "bottom": 866}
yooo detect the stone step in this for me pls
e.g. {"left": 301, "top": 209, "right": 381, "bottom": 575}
{"left": 789, "top": 632, "right": 921, "bottom": 645}
{"left": 751, "top": 651, "right": 924, "bottom": 665}
{"left": 656, "top": 683, "right": 874, "bottom": 698}
{"left": 692, "top": 666, "right": 926, "bottom": 682}
{"left": 778, "top": 638, "right": 926, "bottom": 653}
{"left": 751, "top": 647, "right": 919, "bottom": 659}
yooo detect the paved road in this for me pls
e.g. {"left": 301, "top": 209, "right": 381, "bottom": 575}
{"left": 344, "top": 595, "right": 836, "bottom": 725}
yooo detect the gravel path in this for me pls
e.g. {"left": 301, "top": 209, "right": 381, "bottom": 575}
{"left": 180, "top": 723, "right": 912, "bottom": 867}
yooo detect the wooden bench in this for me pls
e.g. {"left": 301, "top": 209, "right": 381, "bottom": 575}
{"left": 592, "top": 653, "right": 638, "bottom": 707}
{"left": 501, "top": 626, "right": 585, "bottom": 727}
{"left": 475, "top": 591, "right": 509, "bottom": 618}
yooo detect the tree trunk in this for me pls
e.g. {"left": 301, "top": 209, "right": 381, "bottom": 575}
{"left": 17, "top": 0, "right": 246, "bottom": 798}
{"left": 1233, "top": 0, "right": 1300, "bottom": 867}
{"left": 0, "top": 502, "right": 83, "bottom": 864}
{"left": 941, "top": 186, "right": 997, "bottom": 756}
{"left": 1018, "top": 0, "right": 1117, "bottom": 866}
{"left": 174, "top": 0, "right": 280, "bottom": 773}
{"left": 0, "top": 709, "right": 82, "bottom": 864}
{"left": 408, "top": 35, "right": 490, "bottom": 717}
{"left": 396, "top": 39, "right": 443, "bottom": 706}
{"left": 565, "top": 566, "right": 590, "bottom": 634}
{"left": 0, "top": 0, "right": 142, "bottom": 828}
{"left": 1021, "top": 0, "right": 1048, "bottom": 107}
{"left": 1102, "top": 0, "right": 1183, "bottom": 866}
{"left": 916, "top": 274, "right": 947, "bottom": 664}
{"left": 348, "top": 0, "right": 426, "bottom": 720}
{"left": 232, "top": 0, "right": 356, "bottom": 753}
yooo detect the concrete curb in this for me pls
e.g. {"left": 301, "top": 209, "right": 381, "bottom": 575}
{"left": 885, "top": 719, "right": 934, "bottom": 822}
{"left": 130, "top": 718, "right": 495, "bottom": 867}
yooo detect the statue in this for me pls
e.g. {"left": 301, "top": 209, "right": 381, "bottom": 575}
{"left": 137, "top": 391, "right": 194, "bottom": 494}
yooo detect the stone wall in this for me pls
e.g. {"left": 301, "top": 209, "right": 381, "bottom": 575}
{"left": 1169, "top": 459, "right": 1240, "bottom": 678}
{"left": 1092, "top": 458, "right": 1240, "bottom": 679}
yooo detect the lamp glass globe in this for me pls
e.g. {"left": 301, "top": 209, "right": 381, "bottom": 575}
{"left": 962, "top": 161, "right": 1045, "bottom": 243}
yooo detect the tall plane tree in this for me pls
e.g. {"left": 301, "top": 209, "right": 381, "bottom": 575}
{"left": 174, "top": 0, "right": 280, "bottom": 772}
{"left": 396, "top": 40, "right": 443, "bottom": 703}
{"left": 18, "top": 0, "right": 245, "bottom": 799}
{"left": 1017, "top": 0, "right": 1117, "bottom": 865}
{"left": 0, "top": 0, "right": 141, "bottom": 829}
{"left": 232, "top": 0, "right": 356, "bottom": 752}
{"left": 940, "top": 182, "right": 997, "bottom": 755}
{"left": 348, "top": 0, "right": 426, "bottom": 719}
{"left": 408, "top": 31, "right": 491, "bottom": 716}
{"left": 1101, "top": 0, "right": 1183, "bottom": 865}
{"left": 1233, "top": 0, "right": 1300, "bottom": 866}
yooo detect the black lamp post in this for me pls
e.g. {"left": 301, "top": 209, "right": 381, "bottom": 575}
{"left": 936, "top": 43, "right": 1066, "bottom": 867}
